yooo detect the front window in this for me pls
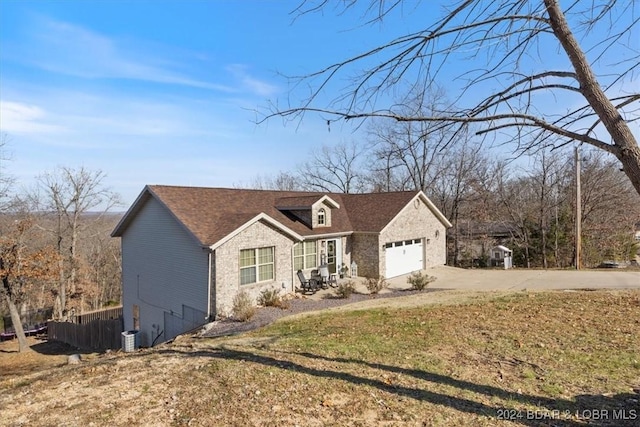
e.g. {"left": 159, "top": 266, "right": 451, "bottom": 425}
{"left": 240, "top": 247, "right": 274, "bottom": 285}
{"left": 318, "top": 208, "right": 326, "bottom": 225}
{"left": 294, "top": 241, "right": 317, "bottom": 271}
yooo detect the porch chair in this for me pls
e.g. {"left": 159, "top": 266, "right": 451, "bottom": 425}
{"left": 297, "top": 270, "right": 321, "bottom": 294}
{"left": 318, "top": 264, "right": 332, "bottom": 289}
{"left": 310, "top": 269, "right": 325, "bottom": 288}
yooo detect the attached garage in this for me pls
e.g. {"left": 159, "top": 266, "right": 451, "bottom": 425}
{"left": 384, "top": 238, "right": 423, "bottom": 278}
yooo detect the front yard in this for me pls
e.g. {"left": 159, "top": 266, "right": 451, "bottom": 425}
{"left": 1, "top": 289, "right": 639, "bottom": 426}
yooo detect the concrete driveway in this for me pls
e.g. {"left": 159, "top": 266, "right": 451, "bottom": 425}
{"left": 386, "top": 266, "right": 640, "bottom": 291}
{"left": 307, "top": 266, "right": 639, "bottom": 302}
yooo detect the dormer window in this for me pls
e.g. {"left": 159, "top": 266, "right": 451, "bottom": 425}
{"left": 318, "top": 208, "right": 326, "bottom": 225}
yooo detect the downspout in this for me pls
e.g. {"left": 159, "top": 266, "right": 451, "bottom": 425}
{"left": 206, "top": 249, "right": 212, "bottom": 320}
{"left": 291, "top": 245, "right": 298, "bottom": 295}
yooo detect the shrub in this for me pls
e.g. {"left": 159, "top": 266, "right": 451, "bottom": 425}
{"left": 365, "top": 276, "right": 387, "bottom": 295}
{"left": 257, "top": 288, "right": 289, "bottom": 309}
{"left": 231, "top": 291, "right": 256, "bottom": 322}
{"left": 334, "top": 280, "right": 356, "bottom": 299}
{"left": 407, "top": 271, "right": 436, "bottom": 290}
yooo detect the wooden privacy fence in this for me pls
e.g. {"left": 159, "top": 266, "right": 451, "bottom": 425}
{"left": 69, "top": 306, "right": 123, "bottom": 325}
{"left": 48, "top": 317, "right": 124, "bottom": 351}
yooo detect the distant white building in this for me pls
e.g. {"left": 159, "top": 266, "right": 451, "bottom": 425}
{"left": 490, "top": 245, "right": 513, "bottom": 269}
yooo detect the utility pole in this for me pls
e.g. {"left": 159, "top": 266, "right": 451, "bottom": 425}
{"left": 575, "top": 146, "right": 582, "bottom": 270}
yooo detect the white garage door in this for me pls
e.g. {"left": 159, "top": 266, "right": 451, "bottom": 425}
{"left": 384, "top": 239, "right": 423, "bottom": 278}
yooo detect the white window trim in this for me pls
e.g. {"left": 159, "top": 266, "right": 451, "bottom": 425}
{"left": 294, "top": 241, "right": 318, "bottom": 271}
{"left": 240, "top": 247, "right": 275, "bottom": 285}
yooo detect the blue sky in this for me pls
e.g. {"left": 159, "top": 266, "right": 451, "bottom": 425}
{"left": 1, "top": 1, "right": 638, "bottom": 207}
{"left": 1, "top": 1, "right": 385, "bottom": 205}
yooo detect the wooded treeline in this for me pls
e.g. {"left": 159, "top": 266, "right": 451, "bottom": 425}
{"left": 248, "top": 118, "right": 640, "bottom": 269}
{"left": 0, "top": 150, "right": 122, "bottom": 351}
{"left": 0, "top": 210, "right": 123, "bottom": 318}
{"left": 258, "top": 0, "right": 640, "bottom": 267}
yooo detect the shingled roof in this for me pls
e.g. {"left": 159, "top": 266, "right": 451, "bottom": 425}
{"left": 112, "top": 185, "right": 449, "bottom": 247}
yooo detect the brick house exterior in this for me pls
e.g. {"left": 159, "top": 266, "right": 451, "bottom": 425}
{"left": 112, "top": 186, "right": 451, "bottom": 346}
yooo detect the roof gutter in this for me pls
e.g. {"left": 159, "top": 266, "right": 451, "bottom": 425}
{"left": 301, "top": 231, "right": 353, "bottom": 240}
{"left": 208, "top": 213, "right": 305, "bottom": 251}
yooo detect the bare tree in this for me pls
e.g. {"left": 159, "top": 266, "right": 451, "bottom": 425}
{"left": 528, "top": 149, "right": 570, "bottom": 268}
{"left": 0, "top": 216, "right": 59, "bottom": 352}
{"left": 265, "top": 1, "right": 640, "bottom": 195}
{"left": 431, "top": 138, "right": 491, "bottom": 266}
{"left": 246, "top": 171, "right": 303, "bottom": 191}
{"left": 36, "top": 167, "right": 121, "bottom": 319}
{"left": 483, "top": 148, "right": 637, "bottom": 268}
{"left": 0, "top": 134, "right": 15, "bottom": 210}
{"left": 367, "top": 87, "right": 457, "bottom": 193}
{"left": 86, "top": 231, "right": 122, "bottom": 308}
{"left": 297, "top": 140, "right": 367, "bottom": 193}
{"left": 577, "top": 150, "right": 640, "bottom": 265}
{"left": 365, "top": 147, "right": 413, "bottom": 193}
{"left": 494, "top": 163, "right": 539, "bottom": 268}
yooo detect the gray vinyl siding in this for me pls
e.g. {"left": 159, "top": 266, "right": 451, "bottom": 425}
{"left": 121, "top": 196, "right": 208, "bottom": 346}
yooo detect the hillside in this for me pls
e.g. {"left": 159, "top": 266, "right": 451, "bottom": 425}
{"left": 1, "top": 289, "right": 639, "bottom": 426}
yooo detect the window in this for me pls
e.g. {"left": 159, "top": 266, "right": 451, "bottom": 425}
{"left": 294, "top": 241, "right": 317, "bottom": 270}
{"left": 240, "top": 247, "right": 274, "bottom": 285}
{"left": 318, "top": 208, "right": 326, "bottom": 225}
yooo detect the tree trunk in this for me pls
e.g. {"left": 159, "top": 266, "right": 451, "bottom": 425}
{"left": 4, "top": 290, "right": 30, "bottom": 353}
{"left": 55, "top": 221, "right": 66, "bottom": 319}
{"left": 541, "top": 218, "right": 548, "bottom": 269}
{"left": 70, "top": 215, "right": 79, "bottom": 295}
{"left": 57, "top": 256, "right": 65, "bottom": 319}
{"left": 539, "top": 169, "right": 548, "bottom": 269}
{"left": 523, "top": 230, "right": 531, "bottom": 269}
{"left": 554, "top": 204, "right": 560, "bottom": 268}
{"left": 545, "top": 0, "right": 640, "bottom": 196}
{"left": 0, "top": 254, "right": 30, "bottom": 352}
{"left": 618, "top": 145, "right": 640, "bottom": 196}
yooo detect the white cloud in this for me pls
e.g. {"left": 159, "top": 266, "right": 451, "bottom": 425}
{"left": 0, "top": 101, "right": 68, "bottom": 135}
{"left": 0, "top": 15, "right": 345, "bottom": 206}
{"left": 0, "top": 75, "right": 256, "bottom": 158}
{"left": 11, "top": 16, "right": 234, "bottom": 92}
{"left": 227, "top": 64, "right": 279, "bottom": 97}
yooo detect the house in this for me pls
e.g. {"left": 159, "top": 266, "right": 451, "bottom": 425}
{"left": 111, "top": 186, "right": 452, "bottom": 346}
{"left": 448, "top": 221, "right": 516, "bottom": 267}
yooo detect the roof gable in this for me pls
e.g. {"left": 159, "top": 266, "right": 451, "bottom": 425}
{"left": 379, "top": 191, "right": 453, "bottom": 233}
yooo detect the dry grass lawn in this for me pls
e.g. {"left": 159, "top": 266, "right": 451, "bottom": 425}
{"left": 1, "top": 289, "right": 639, "bottom": 426}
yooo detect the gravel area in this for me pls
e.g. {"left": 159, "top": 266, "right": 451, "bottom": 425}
{"left": 200, "top": 289, "right": 425, "bottom": 338}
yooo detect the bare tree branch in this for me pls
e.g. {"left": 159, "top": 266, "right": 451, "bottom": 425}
{"left": 261, "top": 0, "right": 640, "bottom": 194}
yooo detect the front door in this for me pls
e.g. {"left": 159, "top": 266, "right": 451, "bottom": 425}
{"left": 326, "top": 240, "right": 337, "bottom": 274}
